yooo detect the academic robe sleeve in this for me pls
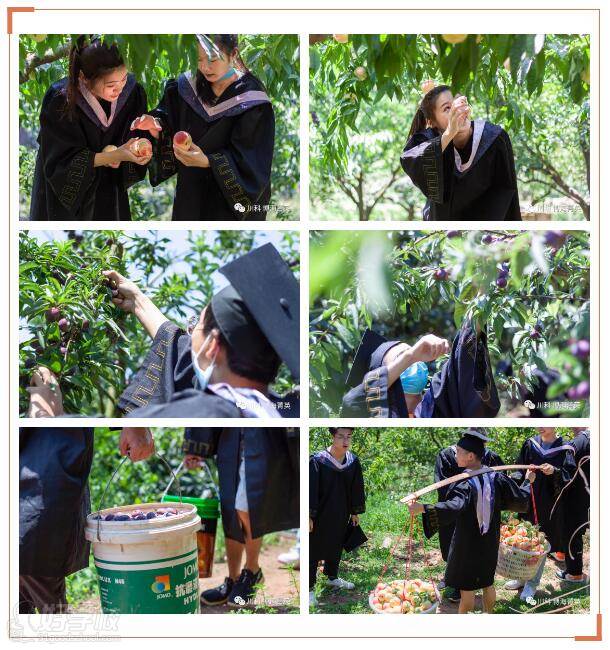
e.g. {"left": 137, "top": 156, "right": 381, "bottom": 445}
{"left": 421, "top": 483, "right": 469, "bottom": 538}
{"left": 493, "top": 129, "right": 522, "bottom": 221}
{"left": 37, "top": 90, "right": 97, "bottom": 217}
{"left": 341, "top": 366, "right": 392, "bottom": 417}
{"left": 206, "top": 103, "right": 275, "bottom": 217}
{"left": 424, "top": 322, "right": 500, "bottom": 418}
{"left": 182, "top": 427, "right": 222, "bottom": 458}
{"left": 121, "top": 83, "right": 150, "bottom": 190}
{"left": 400, "top": 131, "right": 454, "bottom": 204}
{"left": 350, "top": 458, "right": 366, "bottom": 515}
{"left": 117, "top": 320, "right": 194, "bottom": 414}
{"left": 148, "top": 80, "right": 180, "bottom": 186}
{"left": 309, "top": 455, "right": 320, "bottom": 519}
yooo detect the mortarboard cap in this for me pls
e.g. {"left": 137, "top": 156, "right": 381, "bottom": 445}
{"left": 212, "top": 243, "right": 300, "bottom": 380}
{"left": 345, "top": 329, "right": 401, "bottom": 389}
{"left": 456, "top": 428, "right": 490, "bottom": 457}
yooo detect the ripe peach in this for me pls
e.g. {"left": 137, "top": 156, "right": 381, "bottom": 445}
{"left": 442, "top": 34, "right": 468, "bottom": 44}
{"left": 354, "top": 66, "right": 368, "bottom": 81}
{"left": 421, "top": 79, "right": 436, "bottom": 94}
{"left": 131, "top": 138, "right": 152, "bottom": 157}
{"left": 173, "top": 130, "right": 192, "bottom": 152}
{"left": 333, "top": 34, "right": 349, "bottom": 43}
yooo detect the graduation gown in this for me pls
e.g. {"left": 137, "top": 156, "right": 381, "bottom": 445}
{"left": 182, "top": 428, "right": 299, "bottom": 542}
{"left": 29, "top": 75, "right": 148, "bottom": 221}
{"left": 565, "top": 430, "right": 590, "bottom": 541}
{"left": 118, "top": 320, "right": 299, "bottom": 418}
{"left": 309, "top": 450, "right": 366, "bottom": 565}
{"left": 20, "top": 427, "right": 94, "bottom": 577}
{"left": 341, "top": 321, "right": 499, "bottom": 418}
{"left": 149, "top": 71, "right": 275, "bottom": 221}
{"left": 434, "top": 446, "right": 504, "bottom": 560}
{"left": 510, "top": 435, "right": 576, "bottom": 552}
{"left": 400, "top": 119, "right": 522, "bottom": 221}
{"left": 422, "top": 471, "right": 530, "bottom": 591}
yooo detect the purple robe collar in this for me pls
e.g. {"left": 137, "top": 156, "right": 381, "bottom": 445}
{"left": 75, "top": 74, "right": 136, "bottom": 131}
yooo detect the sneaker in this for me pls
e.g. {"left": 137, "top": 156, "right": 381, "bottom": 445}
{"left": 227, "top": 568, "right": 264, "bottom": 607}
{"left": 326, "top": 577, "right": 354, "bottom": 590}
{"left": 504, "top": 579, "right": 525, "bottom": 590}
{"left": 278, "top": 547, "right": 300, "bottom": 569}
{"left": 444, "top": 587, "right": 461, "bottom": 602}
{"left": 309, "top": 591, "right": 318, "bottom": 607}
{"left": 556, "top": 570, "right": 585, "bottom": 583}
{"left": 549, "top": 552, "right": 566, "bottom": 562}
{"left": 201, "top": 577, "right": 234, "bottom": 606}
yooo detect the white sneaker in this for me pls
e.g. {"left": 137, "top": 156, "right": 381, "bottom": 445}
{"left": 309, "top": 591, "right": 317, "bottom": 607}
{"left": 278, "top": 547, "right": 300, "bottom": 568}
{"left": 504, "top": 579, "right": 525, "bottom": 590}
{"left": 327, "top": 577, "right": 355, "bottom": 590}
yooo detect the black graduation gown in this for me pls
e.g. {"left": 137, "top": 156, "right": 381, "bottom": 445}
{"left": 434, "top": 446, "right": 504, "bottom": 560}
{"left": 149, "top": 71, "right": 275, "bottom": 221}
{"left": 118, "top": 321, "right": 299, "bottom": 418}
{"left": 182, "top": 428, "right": 299, "bottom": 542}
{"left": 565, "top": 430, "right": 590, "bottom": 541}
{"left": 20, "top": 427, "right": 94, "bottom": 577}
{"left": 341, "top": 321, "right": 499, "bottom": 418}
{"left": 309, "top": 450, "right": 366, "bottom": 565}
{"left": 400, "top": 120, "right": 522, "bottom": 222}
{"left": 510, "top": 435, "right": 576, "bottom": 552}
{"left": 29, "top": 75, "right": 148, "bottom": 221}
{"left": 422, "top": 471, "right": 530, "bottom": 591}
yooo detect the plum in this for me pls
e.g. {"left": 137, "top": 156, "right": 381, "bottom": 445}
{"left": 496, "top": 277, "right": 507, "bottom": 288}
{"left": 132, "top": 513, "right": 146, "bottom": 521}
{"left": 58, "top": 318, "right": 70, "bottom": 332}
{"left": 570, "top": 339, "right": 590, "bottom": 359}
{"left": 145, "top": 511, "right": 157, "bottom": 520}
{"left": 481, "top": 234, "right": 494, "bottom": 245}
{"left": 529, "top": 330, "right": 542, "bottom": 340}
{"left": 60, "top": 346, "right": 68, "bottom": 355}
{"left": 45, "top": 307, "right": 61, "bottom": 323}
{"left": 446, "top": 230, "right": 460, "bottom": 238}
{"left": 567, "top": 381, "right": 590, "bottom": 400}
{"left": 544, "top": 231, "right": 566, "bottom": 249}
{"left": 434, "top": 268, "right": 448, "bottom": 281}
{"left": 81, "top": 319, "right": 90, "bottom": 331}
{"left": 114, "top": 514, "right": 130, "bottom": 521}
{"left": 24, "top": 357, "right": 37, "bottom": 369}
{"left": 104, "top": 513, "right": 116, "bottom": 521}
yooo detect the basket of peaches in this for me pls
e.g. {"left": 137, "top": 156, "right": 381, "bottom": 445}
{"left": 496, "top": 517, "right": 550, "bottom": 582}
{"left": 369, "top": 579, "right": 440, "bottom": 614}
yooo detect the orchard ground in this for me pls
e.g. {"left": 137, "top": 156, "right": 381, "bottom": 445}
{"left": 310, "top": 492, "right": 589, "bottom": 615}
{"left": 69, "top": 532, "right": 299, "bottom": 614}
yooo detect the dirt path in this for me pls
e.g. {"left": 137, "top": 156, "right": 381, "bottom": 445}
{"left": 73, "top": 535, "right": 299, "bottom": 615}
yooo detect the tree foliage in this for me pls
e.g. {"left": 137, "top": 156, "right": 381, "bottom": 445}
{"left": 19, "top": 34, "right": 300, "bottom": 219}
{"left": 309, "top": 230, "right": 589, "bottom": 416}
{"left": 19, "top": 230, "right": 300, "bottom": 416}
{"left": 310, "top": 34, "right": 590, "bottom": 220}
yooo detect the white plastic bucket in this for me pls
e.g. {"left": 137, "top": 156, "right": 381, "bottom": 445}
{"left": 85, "top": 502, "right": 201, "bottom": 614}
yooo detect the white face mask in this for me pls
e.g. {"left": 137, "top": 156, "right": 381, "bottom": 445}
{"left": 191, "top": 333, "right": 218, "bottom": 391}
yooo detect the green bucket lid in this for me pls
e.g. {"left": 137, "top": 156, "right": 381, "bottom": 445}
{"left": 162, "top": 495, "right": 220, "bottom": 519}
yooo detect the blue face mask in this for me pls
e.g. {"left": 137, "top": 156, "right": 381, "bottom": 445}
{"left": 191, "top": 334, "right": 217, "bottom": 391}
{"left": 400, "top": 362, "right": 429, "bottom": 394}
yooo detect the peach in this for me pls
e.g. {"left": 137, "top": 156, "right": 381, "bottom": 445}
{"left": 173, "top": 130, "right": 192, "bottom": 151}
{"left": 131, "top": 138, "right": 152, "bottom": 157}
{"left": 354, "top": 66, "right": 367, "bottom": 81}
{"left": 333, "top": 34, "right": 349, "bottom": 43}
{"left": 442, "top": 34, "right": 468, "bottom": 44}
{"left": 103, "top": 144, "right": 118, "bottom": 153}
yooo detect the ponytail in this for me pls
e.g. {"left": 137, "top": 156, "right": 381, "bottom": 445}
{"left": 63, "top": 35, "right": 125, "bottom": 119}
{"left": 408, "top": 83, "right": 452, "bottom": 139}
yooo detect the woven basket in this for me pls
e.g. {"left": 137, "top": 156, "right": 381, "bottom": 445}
{"left": 496, "top": 540, "right": 550, "bottom": 581}
{"left": 368, "top": 581, "right": 440, "bottom": 615}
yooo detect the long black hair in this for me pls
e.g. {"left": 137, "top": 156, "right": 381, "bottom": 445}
{"left": 65, "top": 35, "right": 124, "bottom": 118}
{"left": 195, "top": 34, "right": 249, "bottom": 103}
{"left": 408, "top": 84, "right": 451, "bottom": 139}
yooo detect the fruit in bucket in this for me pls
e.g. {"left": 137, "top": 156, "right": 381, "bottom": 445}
{"left": 500, "top": 518, "right": 546, "bottom": 554}
{"left": 173, "top": 131, "right": 192, "bottom": 151}
{"left": 371, "top": 579, "right": 437, "bottom": 614}
{"left": 130, "top": 138, "right": 153, "bottom": 157}
{"left": 94, "top": 506, "right": 179, "bottom": 521}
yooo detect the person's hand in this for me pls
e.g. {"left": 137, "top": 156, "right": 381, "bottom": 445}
{"left": 102, "top": 270, "right": 142, "bottom": 313}
{"left": 130, "top": 114, "right": 162, "bottom": 139}
{"left": 309, "top": 518, "right": 314, "bottom": 533}
{"left": 173, "top": 141, "right": 210, "bottom": 168}
{"left": 116, "top": 138, "right": 152, "bottom": 166}
{"left": 526, "top": 467, "right": 537, "bottom": 483}
{"left": 540, "top": 463, "right": 555, "bottom": 476}
{"left": 411, "top": 334, "right": 450, "bottom": 363}
{"left": 119, "top": 427, "right": 155, "bottom": 462}
{"left": 26, "top": 366, "right": 64, "bottom": 417}
{"left": 407, "top": 501, "right": 425, "bottom": 515}
{"left": 446, "top": 96, "right": 470, "bottom": 138}
{"left": 351, "top": 514, "right": 360, "bottom": 525}
{"left": 184, "top": 454, "right": 203, "bottom": 470}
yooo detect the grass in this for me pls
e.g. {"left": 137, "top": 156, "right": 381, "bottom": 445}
{"left": 310, "top": 492, "right": 590, "bottom": 615}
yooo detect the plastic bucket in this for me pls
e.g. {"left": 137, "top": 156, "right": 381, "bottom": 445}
{"left": 85, "top": 502, "right": 201, "bottom": 614}
{"left": 162, "top": 495, "right": 220, "bottom": 578}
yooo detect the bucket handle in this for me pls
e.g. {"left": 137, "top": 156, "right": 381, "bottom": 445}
{"left": 161, "top": 458, "right": 220, "bottom": 500}
{"left": 95, "top": 452, "right": 183, "bottom": 542}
